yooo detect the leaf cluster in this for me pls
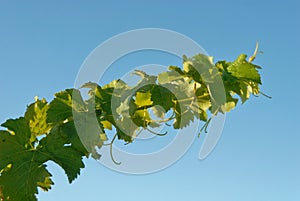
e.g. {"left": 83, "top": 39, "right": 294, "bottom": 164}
{"left": 0, "top": 53, "right": 265, "bottom": 201}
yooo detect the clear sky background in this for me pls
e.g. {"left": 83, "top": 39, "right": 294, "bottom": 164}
{"left": 0, "top": 0, "right": 299, "bottom": 201}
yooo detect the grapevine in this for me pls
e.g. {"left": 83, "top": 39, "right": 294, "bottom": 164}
{"left": 0, "top": 47, "right": 269, "bottom": 201}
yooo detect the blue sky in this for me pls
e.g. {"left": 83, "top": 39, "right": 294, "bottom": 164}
{"left": 0, "top": 0, "right": 299, "bottom": 200}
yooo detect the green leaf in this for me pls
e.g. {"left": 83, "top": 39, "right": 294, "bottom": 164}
{"left": 132, "top": 110, "right": 151, "bottom": 127}
{"left": 173, "top": 109, "right": 195, "bottom": 129}
{"left": 151, "top": 85, "right": 174, "bottom": 113}
{"left": 101, "top": 120, "right": 112, "bottom": 130}
{"left": 116, "top": 128, "right": 134, "bottom": 143}
{"left": 0, "top": 156, "right": 52, "bottom": 201}
{"left": 222, "top": 69, "right": 255, "bottom": 103}
{"left": 157, "top": 70, "right": 184, "bottom": 84}
{"left": 0, "top": 117, "right": 85, "bottom": 201}
{"left": 0, "top": 118, "right": 52, "bottom": 201}
{"left": 168, "top": 65, "right": 186, "bottom": 75}
{"left": 70, "top": 112, "right": 106, "bottom": 159}
{"left": 1, "top": 118, "right": 31, "bottom": 147}
{"left": 182, "top": 54, "right": 214, "bottom": 83}
{"left": 227, "top": 54, "right": 262, "bottom": 84}
{"left": 135, "top": 91, "right": 153, "bottom": 107}
{"left": 38, "top": 129, "right": 85, "bottom": 183}
{"left": 221, "top": 101, "right": 236, "bottom": 113}
{"left": 114, "top": 98, "right": 138, "bottom": 142}
{"left": 25, "top": 98, "right": 51, "bottom": 143}
{"left": 47, "top": 89, "right": 87, "bottom": 124}
{"left": 54, "top": 121, "right": 88, "bottom": 156}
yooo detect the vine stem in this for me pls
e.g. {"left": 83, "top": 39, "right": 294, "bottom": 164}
{"left": 149, "top": 112, "right": 175, "bottom": 123}
{"left": 103, "top": 134, "right": 121, "bottom": 165}
{"left": 198, "top": 107, "right": 220, "bottom": 137}
{"left": 110, "top": 134, "right": 121, "bottom": 165}
{"left": 145, "top": 127, "right": 167, "bottom": 136}
{"left": 260, "top": 91, "right": 272, "bottom": 99}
